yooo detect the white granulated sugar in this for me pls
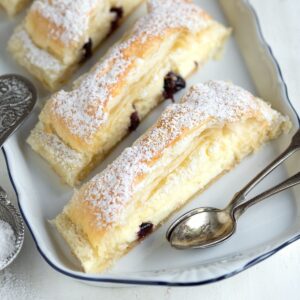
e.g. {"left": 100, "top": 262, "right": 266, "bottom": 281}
{"left": 0, "top": 222, "right": 33, "bottom": 299}
{"left": 0, "top": 268, "right": 32, "bottom": 300}
{"left": 0, "top": 220, "right": 16, "bottom": 269}
{"left": 31, "top": 0, "right": 98, "bottom": 44}
{"left": 79, "top": 81, "right": 270, "bottom": 228}
{"left": 12, "top": 27, "right": 64, "bottom": 74}
{"left": 50, "top": 0, "right": 210, "bottom": 143}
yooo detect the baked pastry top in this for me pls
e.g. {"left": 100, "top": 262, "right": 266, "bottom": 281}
{"left": 8, "top": 0, "right": 143, "bottom": 90}
{"left": 27, "top": 0, "right": 231, "bottom": 186}
{"left": 0, "top": 0, "right": 31, "bottom": 16}
{"left": 24, "top": 0, "right": 142, "bottom": 64}
{"left": 53, "top": 81, "right": 290, "bottom": 273}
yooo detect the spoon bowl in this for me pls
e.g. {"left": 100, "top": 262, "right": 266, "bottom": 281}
{"left": 167, "top": 130, "right": 300, "bottom": 250}
{"left": 167, "top": 207, "right": 236, "bottom": 249}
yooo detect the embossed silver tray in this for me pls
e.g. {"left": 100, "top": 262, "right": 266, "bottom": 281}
{"left": 1, "top": 0, "right": 300, "bottom": 286}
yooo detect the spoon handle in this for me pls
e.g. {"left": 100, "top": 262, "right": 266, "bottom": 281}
{"left": 233, "top": 171, "right": 300, "bottom": 219}
{"left": 230, "top": 129, "right": 300, "bottom": 208}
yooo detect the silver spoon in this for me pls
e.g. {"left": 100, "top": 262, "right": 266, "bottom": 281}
{"left": 167, "top": 129, "right": 300, "bottom": 249}
{"left": 0, "top": 74, "right": 36, "bottom": 270}
{"left": 0, "top": 74, "right": 36, "bottom": 147}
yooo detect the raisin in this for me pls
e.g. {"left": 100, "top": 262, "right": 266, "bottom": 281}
{"left": 163, "top": 71, "right": 186, "bottom": 102}
{"left": 81, "top": 38, "right": 93, "bottom": 62}
{"left": 110, "top": 7, "right": 124, "bottom": 32}
{"left": 129, "top": 110, "right": 140, "bottom": 132}
{"left": 137, "top": 222, "right": 153, "bottom": 240}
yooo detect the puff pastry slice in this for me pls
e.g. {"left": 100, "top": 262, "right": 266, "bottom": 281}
{"left": 8, "top": 0, "right": 143, "bottom": 90}
{"left": 27, "top": 0, "right": 231, "bottom": 186}
{"left": 53, "top": 81, "right": 291, "bottom": 273}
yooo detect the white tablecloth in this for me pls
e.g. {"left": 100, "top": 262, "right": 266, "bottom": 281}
{"left": 1, "top": 0, "right": 300, "bottom": 299}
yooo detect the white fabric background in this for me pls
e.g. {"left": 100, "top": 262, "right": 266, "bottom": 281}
{"left": 1, "top": 0, "right": 300, "bottom": 299}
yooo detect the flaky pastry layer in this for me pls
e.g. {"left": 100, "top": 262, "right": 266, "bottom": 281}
{"left": 27, "top": 0, "right": 231, "bottom": 186}
{"left": 53, "top": 81, "right": 291, "bottom": 273}
{"left": 8, "top": 0, "right": 143, "bottom": 90}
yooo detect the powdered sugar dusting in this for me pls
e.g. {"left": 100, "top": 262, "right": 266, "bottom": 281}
{"left": 78, "top": 81, "right": 268, "bottom": 227}
{"left": 50, "top": 0, "right": 210, "bottom": 143}
{"left": 31, "top": 0, "right": 98, "bottom": 44}
{"left": 143, "top": 0, "right": 210, "bottom": 40}
{"left": 52, "top": 46, "right": 132, "bottom": 140}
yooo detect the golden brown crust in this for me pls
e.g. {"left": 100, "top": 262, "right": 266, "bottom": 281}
{"left": 41, "top": 0, "right": 225, "bottom": 150}
{"left": 24, "top": 1, "right": 107, "bottom": 64}
{"left": 67, "top": 80, "right": 284, "bottom": 229}
{"left": 54, "top": 81, "right": 290, "bottom": 273}
{"left": 28, "top": 0, "right": 231, "bottom": 186}
{"left": 8, "top": 0, "right": 143, "bottom": 90}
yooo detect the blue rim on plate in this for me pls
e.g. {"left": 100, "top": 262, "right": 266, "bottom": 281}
{"left": 2, "top": 0, "right": 300, "bottom": 286}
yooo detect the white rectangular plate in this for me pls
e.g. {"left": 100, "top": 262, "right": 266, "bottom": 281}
{"left": 1, "top": 0, "right": 300, "bottom": 286}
